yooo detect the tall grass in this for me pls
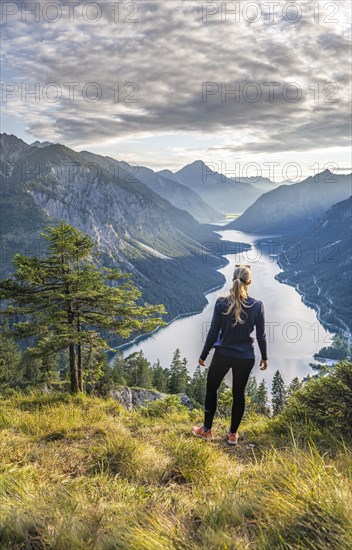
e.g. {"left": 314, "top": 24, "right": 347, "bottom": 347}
{"left": 0, "top": 363, "right": 351, "bottom": 549}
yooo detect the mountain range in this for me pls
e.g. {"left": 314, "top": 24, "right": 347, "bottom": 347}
{"left": 78, "top": 153, "right": 223, "bottom": 224}
{"left": 1, "top": 132, "right": 351, "bottom": 343}
{"left": 226, "top": 170, "right": 352, "bottom": 234}
{"left": 160, "top": 160, "right": 269, "bottom": 213}
{"left": 0, "top": 133, "right": 251, "bottom": 346}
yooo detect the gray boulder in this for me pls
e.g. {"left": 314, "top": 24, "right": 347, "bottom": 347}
{"left": 131, "top": 387, "right": 165, "bottom": 408}
{"left": 109, "top": 386, "right": 164, "bottom": 411}
{"left": 109, "top": 386, "right": 134, "bottom": 410}
{"left": 178, "top": 393, "right": 193, "bottom": 409}
{"left": 109, "top": 386, "right": 194, "bottom": 410}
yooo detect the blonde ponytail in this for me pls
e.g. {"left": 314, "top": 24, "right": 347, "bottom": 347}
{"left": 221, "top": 265, "right": 252, "bottom": 324}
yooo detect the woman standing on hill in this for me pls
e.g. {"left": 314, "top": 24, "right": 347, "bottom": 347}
{"left": 192, "top": 264, "right": 268, "bottom": 445}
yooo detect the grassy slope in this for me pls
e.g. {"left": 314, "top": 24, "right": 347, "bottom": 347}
{"left": 0, "top": 364, "right": 351, "bottom": 549}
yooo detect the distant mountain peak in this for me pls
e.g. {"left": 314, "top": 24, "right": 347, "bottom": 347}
{"left": 176, "top": 160, "right": 217, "bottom": 177}
{"left": 177, "top": 159, "right": 208, "bottom": 172}
{"left": 157, "top": 169, "right": 175, "bottom": 177}
{"left": 316, "top": 168, "right": 352, "bottom": 178}
{"left": 0, "top": 132, "right": 29, "bottom": 147}
{"left": 30, "top": 140, "right": 53, "bottom": 149}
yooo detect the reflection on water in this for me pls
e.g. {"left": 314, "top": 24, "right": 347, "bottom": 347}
{"left": 119, "top": 227, "right": 333, "bottom": 388}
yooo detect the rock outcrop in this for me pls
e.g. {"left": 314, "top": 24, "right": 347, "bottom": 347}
{"left": 109, "top": 386, "right": 194, "bottom": 410}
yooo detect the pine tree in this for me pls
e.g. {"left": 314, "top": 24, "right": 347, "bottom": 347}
{"left": 85, "top": 349, "right": 114, "bottom": 395}
{"left": 168, "top": 349, "right": 189, "bottom": 394}
{"left": 0, "top": 320, "right": 22, "bottom": 389}
{"left": 245, "top": 374, "right": 258, "bottom": 411}
{"left": 253, "top": 379, "right": 270, "bottom": 415}
{"left": 246, "top": 374, "right": 258, "bottom": 400}
{"left": 190, "top": 365, "right": 207, "bottom": 405}
{"left": 286, "top": 376, "right": 301, "bottom": 398}
{"left": 181, "top": 357, "right": 191, "bottom": 395}
{"left": 271, "top": 370, "right": 286, "bottom": 415}
{"left": 0, "top": 222, "right": 166, "bottom": 393}
{"left": 137, "top": 352, "right": 153, "bottom": 389}
{"left": 168, "top": 348, "right": 181, "bottom": 393}
{"left": 124, "top": 351, "right": 153, "bottom": 388}
{"left": 112, "top": 350, "right": 127, "bottom": 386}
{"left": 151, "top": 359, "right": 168, "bottom": 392}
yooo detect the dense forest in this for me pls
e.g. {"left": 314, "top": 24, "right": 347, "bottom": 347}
{"left": 1, "top": 220, "right": 350, "bottom": 411}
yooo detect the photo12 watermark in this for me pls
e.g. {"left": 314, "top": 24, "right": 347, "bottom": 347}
{"left": 1, "top": 81, "right": 140, "bottom": 104}
{"left": 1, "top": 2, "right": 141, "bottom": 23}
{"left": 202, "top": 2, "right": 340, "bottom": 24}
{"left": 202, "top": 81, "right": 340, "bottom": 104}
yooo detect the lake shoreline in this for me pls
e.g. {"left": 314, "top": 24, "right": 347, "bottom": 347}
{"left": 112, "top": 261, "right": 231, "bottom": 356}
{"left": 275, "top": 257, "right": 351, "bottom": 341}
{"left": 111, "top": 225, "right": 345, "bottom": 374}
{"left": 113, "top": 229, "right": 252, "bottom": 355}
{"left": 252, "top": 236, "right": 351, "bottom": 342}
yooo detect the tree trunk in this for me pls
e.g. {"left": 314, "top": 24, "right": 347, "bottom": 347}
{"left": 77, "top": 343, "right": 83, "bottom": 392}
{"left": 76, "top": 308, "right": 83, "bottom": 392}
{"left": 69, "top": 341, "right": 78, "bottom": 393}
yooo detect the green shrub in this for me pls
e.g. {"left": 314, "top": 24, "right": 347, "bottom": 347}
{"left": 273, "top": 361, "right": 352, "bottom": 440}
{"left": 139, "top": 395, "right": 185, "bottom": 418}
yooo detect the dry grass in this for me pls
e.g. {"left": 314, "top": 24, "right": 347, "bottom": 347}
{"left": 0, "top": 389, "right": 351, "bottom": 549}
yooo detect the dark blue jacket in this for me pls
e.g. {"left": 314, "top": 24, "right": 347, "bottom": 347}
{"left": 200, "top": 296, "right": 268, "bottom": 361}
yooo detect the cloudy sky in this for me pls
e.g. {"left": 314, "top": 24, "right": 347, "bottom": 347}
{"left": 1, "top": 0, "right": 351, "bottom": 180}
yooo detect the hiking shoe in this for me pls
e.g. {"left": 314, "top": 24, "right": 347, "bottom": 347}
{"left": 227, "top": 430, "right": 239, "bottom": 445}
{"left": 192, "top": 425, "right": 214, "bottom": 441}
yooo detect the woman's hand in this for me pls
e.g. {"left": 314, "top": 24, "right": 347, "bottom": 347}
{"left": 260, "top": 359, "right": 268, "bottom": 370}
{"left": 198, "top": 358, "right": 206, "bottom": 367}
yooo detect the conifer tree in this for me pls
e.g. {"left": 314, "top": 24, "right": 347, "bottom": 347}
{"left": 20, "top": 348, "right": 59, "bottom": 387}
{"left": 0, "top": 320, "right": 21, "bottom": 389}
{"left": 124, "top": 351, "right": 153, "bottom": 388}
{"left": 112, "top": 350, "right": 127, "bottom": 386}
{"left": 136, "top": 352, "right": 153, "bottom": 389}
{"left": 181, "top": 357, "right": 192, "bottom": 395}
{"left": 286, "top": 376, "right": 301, "bottom": 398}
{"left": 271, "top": 370, "right": 286, "bottom": 415}
{"left": 0, "top": 222, "right": 166, "bottom": 393}
{"left": 85, "top": 349, "right": 113, "bottom": 394}
{"left": 245, "top": 374, "right": 258, "bottom": 401}
{"left": 190, "top": 364, "right": 207, "bottom": 405}
{"left": 168, "top": 349, "right": 189, "bottom": 394}
{"left": 151, "top": 359, "right": 168, "bottom": 392}
{"left": 244, "top": 374, "right": 258, "bottom": 411}
{"left": 253, "top": 379, "right": 270, "bottom": 415}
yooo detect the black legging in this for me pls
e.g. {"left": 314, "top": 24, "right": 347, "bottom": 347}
{"left": 204, "top": 351, "right": 255, "bottom": 433}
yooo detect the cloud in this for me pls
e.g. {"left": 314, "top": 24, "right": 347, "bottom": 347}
{"left": 2, "top": 0, "right": 351, "bottom": 158}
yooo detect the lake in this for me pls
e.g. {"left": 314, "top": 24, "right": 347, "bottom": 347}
{"left": 117, "top": 224, "right": 333, "bottom": 389}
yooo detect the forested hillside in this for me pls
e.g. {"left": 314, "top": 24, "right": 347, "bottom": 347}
{"left": 0, "top": 134, "right": 248, "bottom": 337}
{"left": 275, "top": 196, "right": 352, "bottom": 334}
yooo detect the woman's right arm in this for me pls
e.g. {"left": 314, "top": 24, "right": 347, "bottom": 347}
{"left": 199, "top": 298, "right": 222, "bottom": 363}
{"left": 256, "top": 302, "right": 268, "bottom": 369}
